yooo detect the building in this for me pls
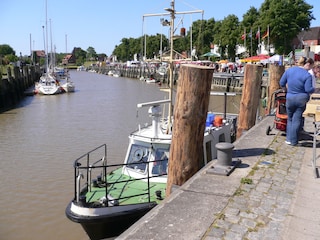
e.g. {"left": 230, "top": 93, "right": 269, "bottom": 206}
{"left": 292, "top": 27, "right": 320, "bottom": 56}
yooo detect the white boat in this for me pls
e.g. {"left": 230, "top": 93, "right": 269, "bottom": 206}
{"left": 61, "top": 78, "right": 75, "bottom": 92}
{"left": 112, "top": 70, "right": 121, "bottom": 77}
{"left": 77, "top": 65, "right": 86, "bottom": 71}
{"left": 65, "top": 98, "right": 235, "bottom": 239}
{"left": 60, "top": 69, "right": 75, "bottom": 92}
{"left": 145, "top": 77, "right": 160, "bottom": 84}
{"left": 35, "top": 73, "right": 62, "bottom": 95}
{"left": 107, "top": 70, "right": 114, "bottom": 76}
{"left": 65, "top": 2, "right": 236, "bottom": 239}
{"left": 34, "top": 0, "right": 62, "bottom": 95}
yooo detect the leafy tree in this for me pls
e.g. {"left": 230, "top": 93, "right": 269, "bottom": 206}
{"left": 216, "top": 15, "right": 240, "bottom": 60}
{"left": 2, "top": 54, "right": 18, "bottom": 64}
{"left": 73, "top": 47, "right": 87, "bottom": 65}
{"left": 86, "top": 46, "right": 97, "bottom": 60}
{"left": 241, "top": 7, "right": 260, "bottom": 56}
{"left": 258, "top": 0, "right": 314, "bottom": 54}
{"left": 0, "top": 44, "right": 15, "bottom": 56}
{"left": 200, "top": 18, "right": 216, "bottom": 54}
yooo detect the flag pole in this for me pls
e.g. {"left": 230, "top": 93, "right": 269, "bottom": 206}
{"left": 244, "top": 27, "right": 246, "bottom": 50}
{"left": 258, "top": 27, "right": 261, "bottom": 54}
{"left": 250, "top": 27, "right": 253, "bottom": 56}
{"left": 267, "top": 25, "right": 270, "bottom": 55}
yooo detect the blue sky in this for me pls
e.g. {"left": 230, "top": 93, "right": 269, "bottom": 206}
{"left": 1, "top": 0, "right": 319, "bottom": 57}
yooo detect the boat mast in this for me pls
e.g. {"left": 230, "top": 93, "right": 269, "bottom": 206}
{"left": 45, "top": 0, "right": 49, "bottom": 75}
{"left": 167, "top": 0, "right": 175, "bottom": 134}
{"left": 142, "top": 1, "right": 204, "bottom": 133}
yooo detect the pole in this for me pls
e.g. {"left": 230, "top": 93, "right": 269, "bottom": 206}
{"left": 166, "top": 64, "right": 214, "bottom": 196}
{"left": 167, "top": 0, "right": 175, "bottom": 133}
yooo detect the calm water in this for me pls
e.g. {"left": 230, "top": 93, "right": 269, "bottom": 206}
{"left": 0, "top": 71, "right": 240, "bottom": 240}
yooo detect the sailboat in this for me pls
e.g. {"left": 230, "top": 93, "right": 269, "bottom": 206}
{"left": 60, "top": 35, "right": 75, "bottom": 93}
{"left": 35, "top": 1, "right": 62, "bottom": 95}
{"left": 65, "top": 1, "right": 236, "bottom": 239}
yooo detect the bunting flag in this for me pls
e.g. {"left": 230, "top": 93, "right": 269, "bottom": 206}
{"left": 262, "top": 30, "right": 269, "bottom": 39}
{"left": 241, "top": 28, "right": 246, "bottom": 40}
{"left": 256, "top": 28, "right": 260, "bottom": 39}
{"left": 248, "top": 28, "right": 252, "bottom": 38}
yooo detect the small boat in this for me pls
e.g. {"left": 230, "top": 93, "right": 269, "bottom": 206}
{"left": 145, "top": 77, "right": 159, "bottom": 84}
{"left": 77, "top": 66, "right": 86, "bottom": 71}
{"left": 35, "top": 73, "right": 62, "bottom": 95}
{"left": 61, "top": 71, "right": 75, "bottom": 92}
{"left": 65, "top": 2, "right": 235, "bottom": 239}
{"left": 61, "top": 79, "right": 75, "bottom": 92}
{"left": 65, "top": 98, "right": 236, "bottom": 240}
{"left": 112, "top": 70, "right": 121, "bottom": 77}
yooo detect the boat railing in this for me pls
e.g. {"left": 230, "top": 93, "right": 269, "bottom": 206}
{"left": 73, "top": 143, "right": 167, "bottom": 206}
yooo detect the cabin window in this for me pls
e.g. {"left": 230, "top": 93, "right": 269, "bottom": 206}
{"left": 152, "top": 149, "right": 169, "bottom": 176}
{"left": 127, "top": 144, "right": 149, "bottom": 172}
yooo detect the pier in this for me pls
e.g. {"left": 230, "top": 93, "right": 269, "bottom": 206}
{"left": 118, "top": 115, "right": 320, "bottom": 240}
{"left": 0, "top": 65, "right": 40, "bottom": 112}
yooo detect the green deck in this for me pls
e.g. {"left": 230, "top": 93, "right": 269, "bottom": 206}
{"left": 85, "top": 168, "right": 166, "bottom": 205}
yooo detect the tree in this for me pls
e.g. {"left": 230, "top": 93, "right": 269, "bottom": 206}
{"left": 86, "top": 46, "right": 97, "bottom": 61}
{"left": 0, "top": 44, "right": 15, "bottom": 56}
{"left": 73, "top": 47, "right": 87, "bottom": 65}
{"left": 258, "top": 0, "right": 314, "bottom": 54}
{"left": 216, "top": 15, "right": 240, "bottom": 60}
{"left": 241, "top": 7, "right": 260, "bottom": 56}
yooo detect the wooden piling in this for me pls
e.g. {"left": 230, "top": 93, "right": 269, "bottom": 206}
{"left": 166, "top": 64, "right": 214, "bottom": 196}
{"left": 267, "top": 65, "right": 285, "bottom": 112}
{"left": 236, "top": 64, "right": 263, "bottom": 139}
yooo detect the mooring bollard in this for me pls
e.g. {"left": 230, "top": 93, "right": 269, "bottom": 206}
{"left": 216, "top": 142, "right": 234, "bottom": 166}
{"left": 206, "top": 142, "right": 241, "bottom": 176}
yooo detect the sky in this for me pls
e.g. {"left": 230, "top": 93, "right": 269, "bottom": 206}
{"left": 1, "top": 0, "right": 320, "bottom": 57}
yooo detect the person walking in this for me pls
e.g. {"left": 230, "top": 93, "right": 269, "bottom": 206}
{"left": 279, "top": 57, "right": 315, "bottom": 146}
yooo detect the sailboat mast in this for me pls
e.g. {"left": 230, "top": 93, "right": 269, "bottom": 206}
{"left": 167, "top": 0, "right": 175, "bottom": 133}
{"left": 45, "top": 0, "right": 49, "bottom": 73}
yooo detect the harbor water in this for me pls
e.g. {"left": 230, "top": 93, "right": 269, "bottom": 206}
{"left": 0, "top": 70, "right": 240, "bottom": 240}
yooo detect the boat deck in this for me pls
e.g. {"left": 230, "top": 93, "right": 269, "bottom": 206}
{"left": 85, "top": 168, "right": 167, "bottom": 206}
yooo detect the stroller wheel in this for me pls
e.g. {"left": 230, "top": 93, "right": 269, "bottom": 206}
{"left": 266, "top": 126, "right": 271, "bottom": 135}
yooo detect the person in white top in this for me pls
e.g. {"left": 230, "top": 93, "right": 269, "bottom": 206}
{"left": 308, "top": 64, "right": 320, "bottom": 91}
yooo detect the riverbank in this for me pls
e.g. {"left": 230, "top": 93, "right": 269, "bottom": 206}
{"left": 118, "top": 115, "right": 320, "bottom": 240}
{"left": 0, "top": 65, "right": 40, "bottom": 112}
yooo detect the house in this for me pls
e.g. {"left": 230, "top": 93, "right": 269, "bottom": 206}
{"left": 292, "top": 27, "right": 320, "bottom": 54}
{"left": 62, "top": 54, "right": 75, "bottom": 65}
{"left": 31, "top": 50, "right": 46, "bottom": 64}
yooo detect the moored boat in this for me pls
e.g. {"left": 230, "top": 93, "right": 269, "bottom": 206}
{"left": 65, "top": 1, "right": 236, "bottom": 239}
{"left": 65, "top": 98, "right": 236, "bottom": 239}
{"left": 35, "top": 73, "right": 62, "bottom": 95}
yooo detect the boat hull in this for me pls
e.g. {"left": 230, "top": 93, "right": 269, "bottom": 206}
{"left": 65, "top": 201, "right": 157, "bottom": 240}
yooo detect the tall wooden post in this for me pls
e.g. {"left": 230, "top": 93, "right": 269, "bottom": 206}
{"left": 236, "top": 64, "right": 263, "bottom": 139}
{"left": 166, "top": 64, "right": 214, "bottom": 196}
{"left": 267, "top": 65, "right": 285, "bottom": 112}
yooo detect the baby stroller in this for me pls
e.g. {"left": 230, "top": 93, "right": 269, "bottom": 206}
{"left": 266, "top": 89, "right": 287, "bottom": 135}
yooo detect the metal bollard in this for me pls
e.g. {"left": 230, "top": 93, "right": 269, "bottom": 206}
{"left": 206, "top": 142, "right": 241, "bottom": 176}
{"left": 216, "top": 142, "right": 234, "bottom": 166}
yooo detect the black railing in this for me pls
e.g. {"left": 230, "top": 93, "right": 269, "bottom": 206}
{"left": 72, "top": 144, "right": 167, "bottom": 206}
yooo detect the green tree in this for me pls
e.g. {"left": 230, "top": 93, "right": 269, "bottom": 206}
{"left": 258, "top": 0, "right": 314, "bottom": 54}
{"left": 217, "top": 15, "right": 240, "bottom": 60}
{"left": 2, "top": 54, "right": 18, "bottom": 65}
{"left": 241, "top": 7, "right": 260, "bottom": 56}
{"left": 74, "top": 47, "right": 87, "bottom": 65}
{"left": 86, "top": 46, "right": 97, "bottom": 60}
{"left": 0, "top": 44, "right": 16, "bottom": 56}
